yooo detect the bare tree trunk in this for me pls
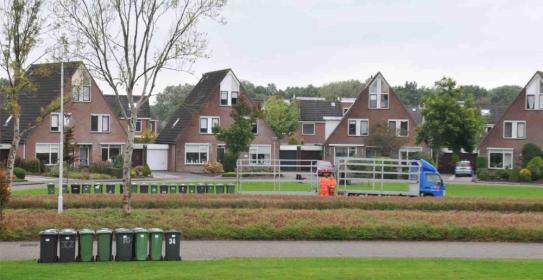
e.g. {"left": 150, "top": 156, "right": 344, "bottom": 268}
{"left": 6, "top": 114, "right": 21, "bottom": 182}
{"left": 122, "top": 111, "right": 136, "bottom": 214}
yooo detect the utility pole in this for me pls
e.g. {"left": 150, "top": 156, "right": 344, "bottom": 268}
{"left": 58, "top": 62, "right": 64, "bottom": 213}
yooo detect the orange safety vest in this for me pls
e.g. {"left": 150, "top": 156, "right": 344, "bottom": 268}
{"left": 319, "top": 177, "right": 329, "bottom": 196}
{"left": 327, "top": 177, "right": 337, "bottom": 195}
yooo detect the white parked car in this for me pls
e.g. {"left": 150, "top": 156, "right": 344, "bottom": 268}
{"left": 316, "top": 160, "right": 335, "bottom": 176}
{"left": 455, "top": 160, "right": 473, "bottom": 177}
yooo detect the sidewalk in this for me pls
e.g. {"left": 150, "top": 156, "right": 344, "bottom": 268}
{"left": 3, "top": 240, "right": 543, "bottom": 260}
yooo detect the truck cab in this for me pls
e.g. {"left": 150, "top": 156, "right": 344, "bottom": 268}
{"left": 417, "top": 159, "right": 445, "bottom": 197}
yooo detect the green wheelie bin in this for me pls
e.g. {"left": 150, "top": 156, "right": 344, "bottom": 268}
{"left": 215, "top": 184, "right": 225, "bottom": 194}
{"left": 96, "top": 228, "right": 113, "bottom": 261}
{"left": 188, "top": 184, "right": 196, "bottom": 194}
{"left": 78, "top": 229, "right": 95, "bottom": 262}
{"left": 150, "top": 184, "right": 158, "bottom": 194}
{"left": 82, "top": 184, "right": 91, "bottom": 194}
{"left": 47, "top": 183, "right": 55, "bottom": 195}
{"left": 62, "top": 184, "right": 69, "bottom": 194}
{"left": 131, "top": 183, "right": 138, "bottom": 194}
{"left": 133, "top": 228, "right": 149, "bottom": 261}
{"left": 226, "top": 183, "right": 236, "bottom": 194}
{"left": 93, "top": 183, "right": 103, "bottom": 194}
{"left": 148, "top": 228, "right": 164, "bottom": 261}
{"left": 169, "top": 184, "right": 177, "bottom": 194}
{"left": 114, "top": 228, "right": 134, "bottom": 261}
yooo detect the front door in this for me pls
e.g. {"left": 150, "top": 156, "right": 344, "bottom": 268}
{"left": 79, "top": 145, "right": 90, "bottom": 166}
{"left": 217, "top": 145, "right": 225, "bottom": 164}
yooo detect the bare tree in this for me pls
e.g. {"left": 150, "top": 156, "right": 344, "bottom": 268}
{"left": 56, "top": 0, "right": 225, "bottom": 213}
{"left": 0, "top": 0, "right": 43, "bottom": 181}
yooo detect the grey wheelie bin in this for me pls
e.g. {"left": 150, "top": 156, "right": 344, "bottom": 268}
{"left": 114, "top": 228, "right": 134, "bottom": 261}
{"left": 59, "top": 228, "right": 77, "bottom": 262}
{"left": 164, "top": 229, "right": 182, "bottom": 261}
{"left": 39, "top": 229, "right": 59, "bottom": 263}
{"left": 70, "top": 184, "right": 81, "bottom": 194}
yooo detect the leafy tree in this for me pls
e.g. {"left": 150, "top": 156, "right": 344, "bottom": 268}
{"left": 394, "top": 81, "right": 429, "bottom": 107}
{"left": 152, "top": 83, "right": 194, "bottom": 129}
{"left": 0, "top": 0, "right": 44, "bottom": 183}
{"left": 262, "top": 95, "right": 300, "bottom": 139}
{"left": 241, "top": 80, "right": 269, "bottom": 101}
{"left": 522, "top": 143, "right": 542, "bottom": 167}
{"left": 318, "top": 80, "right": 364, "bottom": 100}
{"left": 283, "top": 85, "right": 319, "bottom": 99}
{"left": 366, "top": 121, "right": 407, "bottom": 157}
{"left": 213, "top": 100, "right": 256, "bottom": 172}
{"left": 460, "top": 85, "right": 488, "bottom": 105}
{"left": 57, "top": 0, "right": 225, "bottom": 213}
{"left": 488, "top": 85, "right": 522, "bottom": 106}
{"left": 416, "top": 77, "right": 485, "bottom": 166}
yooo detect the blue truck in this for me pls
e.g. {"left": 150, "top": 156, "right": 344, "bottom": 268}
{"left": 335, "top": 158, "right": 445, "bottom": 197}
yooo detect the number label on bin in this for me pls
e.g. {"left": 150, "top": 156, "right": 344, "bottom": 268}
{"left": 45, "top": 238, "right": 50, "bottom": 242}
{"left": 122, "top": 235, "right": 131, "bottom": 244}
{"left": 168, "top": 238, "right": 176, "bottom": 245}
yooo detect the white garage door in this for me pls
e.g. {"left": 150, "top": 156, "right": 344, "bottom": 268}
{"left": 146, "top": 144, "right": 169, "bottom": 170}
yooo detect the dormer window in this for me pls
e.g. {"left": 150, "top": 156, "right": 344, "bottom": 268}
{"left": 526, "top": 79, "right": 543, "bottom": 110}
{"left": 369, "top": 77, "right": 389, "bottom": 109}
{"left": 72, "top": 70, "right": 91, "bottom": 102}
{"left": 220, "top": 91, "right": 238, "bottom": 106}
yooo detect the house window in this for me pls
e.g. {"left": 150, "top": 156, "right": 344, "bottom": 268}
{"left": 388, "top": 119, "right": 409, "bottom": 137}
{"left": 72, "top": 85, "right": 90, "bottom": 102}
{"left": 91, "top": 114, "right": 110, "bottom": 133}
{"left": 101, "top": 144, "right": 122, "bottom": 161}
{"left": 348, "top": 119, "right": 369, "bottom": 136}
{"left": 50, "top": 113, "right": 71, "bottom": 132}
{"left": 503, "top": 121, "right": 526, "bottom": 139}
{"left": 488, "top": 149, "right": 513, "bottom": 169}
{"left": 369, "top": 77, "right": 389, "bottom": 109}
{"left": 135, "top": 119, "right": 143, "bottom": 132}
{"left": 252, "top": 120, "right": 258, "bottom": 134}
{"left": 219, "top": 91, "right": 239, "bottom": 106}
{"left": 220, "top": 91, "right": 229, "bottom": 106}
{"left": 249, "top": 144, "right": 271, "bottom": 165}
{"left": 302, "top": 122, "right": 315, "bottom": 135}
{"left": 335, "top": 146, "right": 357, "bottom": 158}
{"left": 36, "top": 143, "right": 59, "bottom": 165}
{"left": 149, "top": 120, "right": 156, "bottom": 133}
{"left": 185, "top": 143, "right": 208, "bottom": 165}
{"left": 200, "top": 116, "right": 220, "bottom": 134}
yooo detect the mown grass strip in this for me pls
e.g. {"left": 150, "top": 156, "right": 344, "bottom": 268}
{"left": 2, "top": 208, "right": 543, "bottom": 241}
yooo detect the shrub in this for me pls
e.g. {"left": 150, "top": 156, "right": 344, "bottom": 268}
{"left": 476, "top": 157, "right": 487, "bottom": 169}
{"left": 13, "top": 168, "right": 26, "bottom": 180}
{"left": 89, "top": 161, "right": 112, "bottom": 174}
{"left": 107, "top": 168, "right": 123, "bottom": 178}
{"left": 112, "top": 156, "right": 123, "bottom": 169}
{"left": 519, "top": 168, "right": 532, "bottom": 182}
{"left": 522, "top": 143, "right": 542, "bottom": 167}
{"left": 203, "top": 161, "right": 224, "bottom": 174}
{"left": 411, "top": 152, "right": 435, "bottom": 166}
{"left": 45, "top": 165, "right": 59, "bottom": 177}
{"left": 0, "top": 168, "right": 10, "bottom": 221}
{"left": 508, "top": 168, "right": 521, "bottom": 182}
{"left": 495, "top": 169, "right": 509, "bottom": 180}
{"left": 14, "top": 158, "right": 45, "bottom": 173}
{"left": 143, "top": 164, "right": 152, "bottom": 177}
{"left": 223, "top": 151, "right": 238, "bottom": 173}
{"left": 527, "top": 157, "right": 543, "bottom": 181}
{"left": 222, "top": 172, "right": 236, "bottom": 177}
{"left": 287, "top": 136, "right": 299, "bottom": 145}
{"left": 131, "top": 165, "right": 145, "bottom": 177}
{"left": 476, "top": 168, "right": 489, "bottom": 181}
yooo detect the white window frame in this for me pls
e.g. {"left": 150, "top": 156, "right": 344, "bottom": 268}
{"left": 249, "top": 144, "right": 272, "bottom": 165}
{"left": 72, "top": 85, "right": 91, "bottom": 102}
{"left": 91, "top": 114, "right": 110, "bottom": 133}
{"left": 219, "top": 91, "right": 239, "bottom": 106}
{"left": 488, "top": 148, "right": 514, "bottom": 169}
{"left": 35, "top": 143, "right": 59, "bottom": 165}
{"left": 135, "top": 119, "right": 143, "bottom": 132}
{"left": 101, "top": 144, "right": 123, "bottom": 161}
{"left": 50, "top": 112, "right": 71, "bottom": 132}
{"left": 335, "top": 146, "right": 357, "bottom": 159}
{"left": 525, "top": 78, "right": 543, "bottom": 110}
{"left": 185, "top": 143, "right": 209, "bottom": 165}
{"left": 252, "top": 119, "right": 259, "bottom": 135}
{"left": 347, "top": 119, "right": 369, "bottom": 136}
{"left": 199, "top": 116, "right": 220, "bottom": 134}
{"left": 503, "top": 120, "right": 526, "bottom": 139}
{"left": 302, "top": 122, "right": 316, "bottom": 135}
{"left": 368, "top": 77, "right": 389, "bottom": 109}
{"left": 388, "top": 119, "right": 409, "bottom": 137}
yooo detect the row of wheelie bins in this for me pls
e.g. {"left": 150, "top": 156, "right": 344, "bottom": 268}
{"left": 47, "top": 183, "right": 236, "bottom": 194}
{"left": 39, "top": 228, "right": 181, "bottom": 263}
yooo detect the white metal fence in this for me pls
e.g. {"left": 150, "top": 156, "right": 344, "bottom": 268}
{"left": 236, "top": 159, "right": 320, "bottom": 192}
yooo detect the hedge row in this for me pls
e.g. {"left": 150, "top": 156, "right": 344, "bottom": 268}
{"left": 7, "top": 194, "right": 543, "bottom": 212}
{"left": 2, "top": 208, "right": 543, "bottom": 242}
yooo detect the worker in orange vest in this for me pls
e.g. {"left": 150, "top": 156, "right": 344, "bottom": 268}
{"left": 327, "top": 173, "right": 337, "bottom": 196}
{"left": 319, "top": 172, "right": 330, "bottom": 196}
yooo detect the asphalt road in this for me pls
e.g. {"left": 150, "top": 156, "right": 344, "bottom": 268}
{"left": 3, "top": 241, "right": 543, "bottom": 260}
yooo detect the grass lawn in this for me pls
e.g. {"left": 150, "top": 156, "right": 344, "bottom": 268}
{"left": 1, "top": 258, "right": 543, "bottom": 280}
{"left": 13, "top": 181, "right": 543, "bottom": 199}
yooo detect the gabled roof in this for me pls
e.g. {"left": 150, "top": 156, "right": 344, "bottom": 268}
{"left": 103, "top": 95, "right": 152, "bottom": 119}
{"left": 297, "top": 99, "right": 343, "bottom": 121}
{"left": 155, "top": 69, "right": 231, "bottom": 144}
{"left": 0, "top": 61, "right": 82, "bottom": 143}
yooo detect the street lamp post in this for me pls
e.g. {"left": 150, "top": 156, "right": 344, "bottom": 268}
{"left": 58, "top": 62, "right": 64, "bottom": 213}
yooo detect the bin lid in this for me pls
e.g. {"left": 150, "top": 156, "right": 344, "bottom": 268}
{"left": 96, "top": 228, "right": 112, "bottom": 234}
{"left": 39, "top": 228, "right": 58, "bottom": 235}
{"left": 114, "top": 228, "right": 133, "bottom": 234}
{"left": 165, "top": 229, "right": 181, "bottom": 234}
{"left": 169, "top": 184, "right": 177, "bottom": 186}
{"left": 133, "top": 227, "right": 148, "bottom": 233}
{"left": 215, "top": 183, "right": 224, "bottom": 186}
{"left": 78, "top": 228, "right": 95, "bottom": 235}
{"left": 148, "top": 228, "right": 164, "bottom": 233}
{"left": 151, "top": 184, "right": 158, "bottom": 187}
{"left": 59, "top": 228, "right": 77, "bottom": 235}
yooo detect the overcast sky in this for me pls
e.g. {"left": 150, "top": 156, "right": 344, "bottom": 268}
{"left": 160, "top": 0, "right": 543, "bottom": 91}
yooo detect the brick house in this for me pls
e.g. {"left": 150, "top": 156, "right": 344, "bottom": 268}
{"left": 478, "top": 71, "right": 543, "bottom": 169}
{"left": 324, "top": 72, "right": 424, "bottom": 163}
{"left": 155, "top": 69, "right": 277, "bottom": 172}
{"left": 0, "top": 62, "right": 135, "bottom": 166}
